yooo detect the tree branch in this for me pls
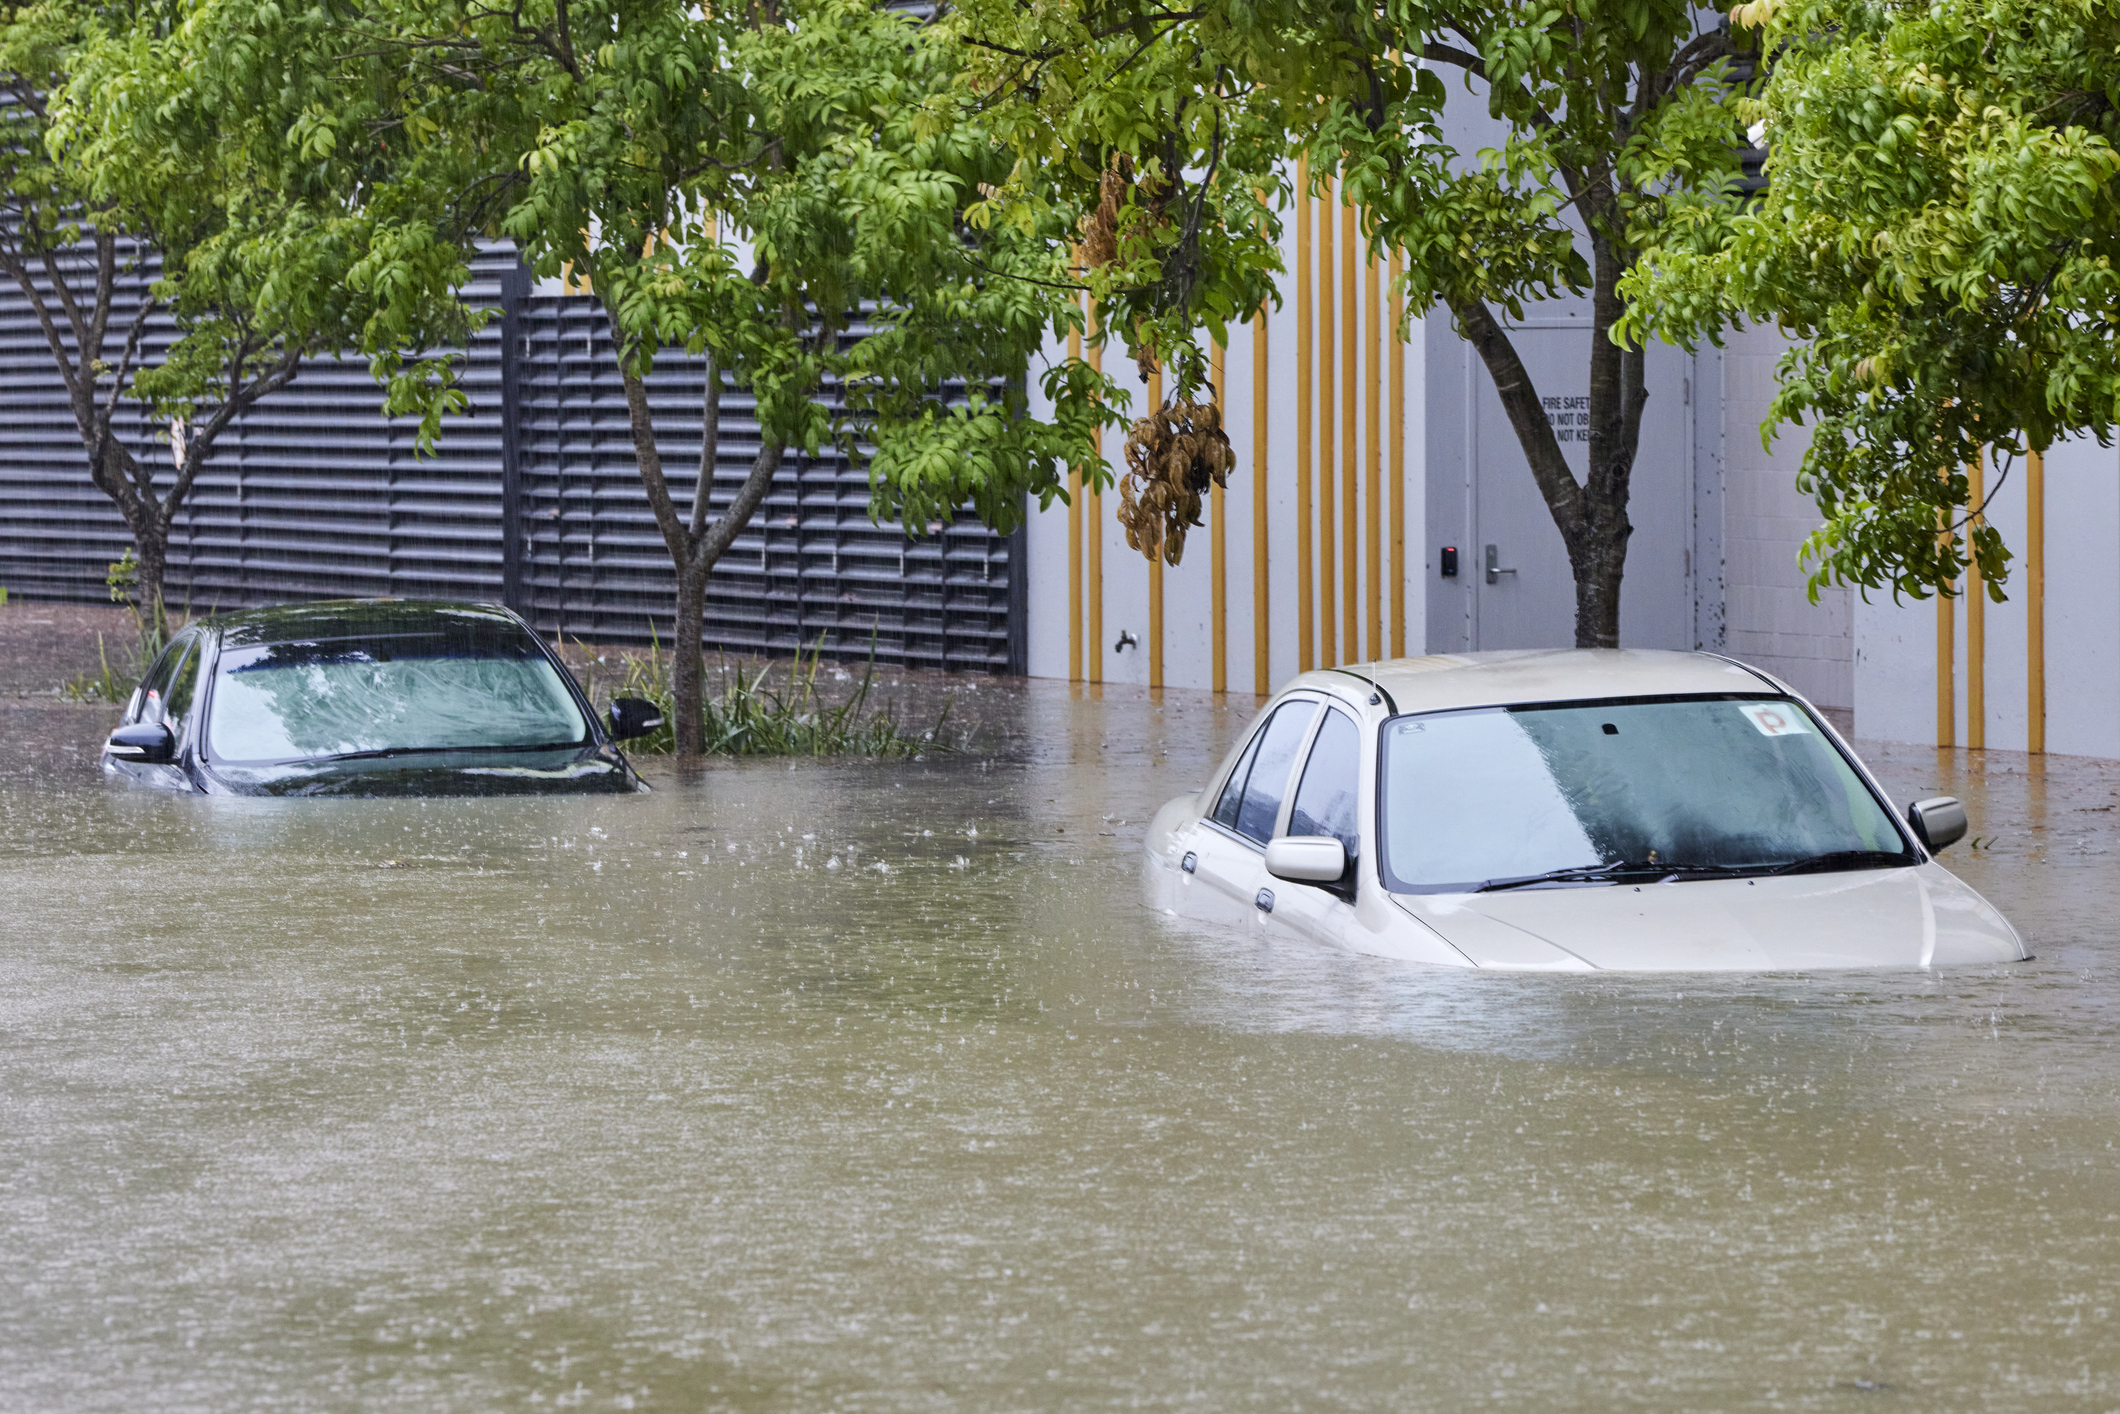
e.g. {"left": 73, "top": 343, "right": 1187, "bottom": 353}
{"left": 31, "top": 215, "right": 92, "bottom": 356}
{"left": 84, "top": 230, "right": 116, "bottom": 366}
{"left": 166, "top": 345, "right": 303, "bottom": 527}
{"left": 1452, "top": 295, "right": 1583, "bottom": 528}
{"left": 698, "top": 440, "right": 783, "bottom": 571}
{"left": 689, "top": 348, "right": 721, "bottom": 544}
{"left": 0, "top": 240, "right": 89, "bottom": 414}
{"left": 608, "top": 314, "right": 691, "bottom": 566}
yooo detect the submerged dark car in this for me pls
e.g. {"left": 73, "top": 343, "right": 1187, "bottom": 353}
{"left": 102, "top": 600, "right": 663, "bottom": 796}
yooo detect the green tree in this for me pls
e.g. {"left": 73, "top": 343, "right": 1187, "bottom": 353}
{"left": 952, "top": 0, "right": 1759, "bottom": 647}
{"left": 325, "top": 0, "right": 1104, "bottom": 752}
{"left": 1624, "top": 0, "right": 2120, "bottom": 604}
{"left": 0, "top": 0, "right": 474, "bottom": 621}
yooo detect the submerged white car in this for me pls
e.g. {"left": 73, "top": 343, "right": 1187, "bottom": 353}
{"left": 1145, "top": 650, "right": 2025, "bottom": 971}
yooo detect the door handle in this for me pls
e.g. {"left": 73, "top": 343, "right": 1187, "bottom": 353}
{"left": 1484, "top": 544, "right": 1518, "bottom": 585}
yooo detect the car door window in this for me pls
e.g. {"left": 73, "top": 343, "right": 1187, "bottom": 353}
{"left": 1288, "top": 708, "right": 1361, "bottom": 861}
{"left": 1209, "top": 721, "right": 1269, "bottom": 830}
{"left": 162, "top": 640, "right": 202, "bottom": 743}
{"left": 132, "top": 638, "right": 188, "bottom": 725}
{"left": 1227, "top": 701, "right": 1319, "bottom": 843}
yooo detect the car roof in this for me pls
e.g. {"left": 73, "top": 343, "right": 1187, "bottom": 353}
{"left": 193, "top": 598, "right": 530, "bottom": 648}
{"left": 1282, "top": 649, "right": 1788, "bottom": 715}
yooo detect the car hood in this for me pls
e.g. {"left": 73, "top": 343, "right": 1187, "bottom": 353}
{"left": 1392, "top": 864, "right": 2025, "bottom": 971}
{"left": 197, "top": 744, "right": 644, "bottom": 797}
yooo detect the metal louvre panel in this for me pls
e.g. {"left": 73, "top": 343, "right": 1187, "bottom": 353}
{"left": 166, "top": 248, "right": 517, "bottom": 612}
{"left": 0, "top": 241, "right": 518, "bottom": 609}
{"left": 517, "top": 297, "right": 1013, "bottom": 671}
{"left": 0, "top": 239, "right": 158, "bottom": 600}
{"left": 0, "top": 239, "right": 1018, "bottom": 671}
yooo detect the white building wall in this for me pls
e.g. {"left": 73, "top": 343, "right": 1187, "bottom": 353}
{"left": 1021, "top": 366, "right": 1073, "bottom": 681}
{"left": 1717, "top": 324, "right": 1852, "bottom": 714}
{"left": 2045, "top": 440, "right": 2120, "bottom": 758}
{"left": 1851, "top": 589, "right": 1933, "bottom": 745}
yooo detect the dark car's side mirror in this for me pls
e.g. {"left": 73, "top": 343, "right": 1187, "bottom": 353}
{"left": 1907, "top": 796, "right": 1968, "bottom": 853}
{"left": 609, "top": 697, "right": 666, "bottom": 741}
{"left": 106, "top": 721, "right": 176, "bottom": 764}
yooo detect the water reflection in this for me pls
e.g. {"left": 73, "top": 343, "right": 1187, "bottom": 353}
{"left": 4, "top": 689, "right": 2118, "bottom": 1410}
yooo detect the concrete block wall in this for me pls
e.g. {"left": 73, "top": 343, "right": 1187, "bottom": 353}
{"left": 1716, "top": 324, "right": 1852, "bottom": 715}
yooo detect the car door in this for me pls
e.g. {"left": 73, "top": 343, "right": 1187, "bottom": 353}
{"left": 1186, "top": 696, "right": 1322, "bottom": 931}
{"left": 1269, "top": 706, "right": 1365, "bottom": 947}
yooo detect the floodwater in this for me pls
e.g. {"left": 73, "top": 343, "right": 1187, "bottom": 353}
{"left": 4, "top": 682, "right": 2119, "bottom": 1411}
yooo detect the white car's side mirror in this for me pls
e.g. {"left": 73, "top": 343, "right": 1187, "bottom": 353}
{"left": 1907, "top": 796, "right": 1968, "bottom": 852}
{"left": 1265, "top": 835, "right": 1347, "bottom": 884}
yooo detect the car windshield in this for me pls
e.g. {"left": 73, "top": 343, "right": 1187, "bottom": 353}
{"left": 1377, "top": 695, "right": 1914, "bottom": 892}
{"left": 207, "top": 625, "right": 588, "bottom": 762}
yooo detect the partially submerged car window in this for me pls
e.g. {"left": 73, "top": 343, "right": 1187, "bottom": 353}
{"left": 207, "top": 624, "right": 588, "bottom": 762}
{"left": 163, "top": 641, "right": 202, "bottom": 739}
{"left": 1209, "top": 720, "right": 1268, "bottom": 830}
{"left": 1288, "top": 708, "right": 1360, "bottom": 860}
{"left": 132, "top": 637, "right": 188, "bottom": 725}
{"left": 1221, "top": 701, "right": 1319, "bottom": 844}
{"left": 1378, "top": 696, "right": 1913, "bottom": 892}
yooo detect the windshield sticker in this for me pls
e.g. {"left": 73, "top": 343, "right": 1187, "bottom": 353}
{"left": 1739, "top": 703, "right": 1810, "bottom": 737}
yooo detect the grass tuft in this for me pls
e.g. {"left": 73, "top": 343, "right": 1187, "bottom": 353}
{"left": 62, "top": 632, "right": 141, "bottom": 704}
{"left": 62, "top": 552, "right": 179, "bottom": 704}
{"left": 581, "top": 631, "right": 954, "bottom": 758}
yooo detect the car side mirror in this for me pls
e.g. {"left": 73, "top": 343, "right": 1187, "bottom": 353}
{"left": 1265, "top": 835, "right": 1347, "bottom": 885}
{"left": 1907, "top": 796, "right": 1968, "bottom": 852}
{"left": 106, "top": 721, "right": 175, "bottom": 764}
{"left": 608, "top": 696, "right": 666, "bottom": 741}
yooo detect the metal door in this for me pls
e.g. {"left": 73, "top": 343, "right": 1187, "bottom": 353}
{"left": 1427, "top": 315, "right": 1699, "bottom": 652}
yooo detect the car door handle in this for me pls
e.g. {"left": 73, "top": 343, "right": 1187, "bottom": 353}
{"left": 1485, "top": 544, "right": 1518, "bottom": 584}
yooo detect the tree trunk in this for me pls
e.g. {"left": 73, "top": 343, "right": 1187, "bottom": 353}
{"left": 1569, "top": 524, "right": 1628, "bottom": 650}
{"left": 611, "top": 324, "right": 786, "bottom": 759}
{"left": 1575, "top": 232, "right": 1646, "bottom": 650}
{"left": 131, "top": 515, "right": 170, "bottom": 634}
{"left": 671, "top": 562, "right": 708, "bottom": 756}
{"left": 1449, "top": 258, "right": 1647, "bottom": 649}
{"left": 92, "top": 438, "right": 173, "bottom": 632}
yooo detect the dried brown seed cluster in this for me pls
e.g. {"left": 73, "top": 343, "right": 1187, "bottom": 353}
{"left": 1080, "top": 156, "right": 1130, "bottom": 272}
{"left": 1116, "top": 399, "right": 1236, "bottom": 567}
{"left": 1079, "top": 153, "right": 1172, "bottom": 273}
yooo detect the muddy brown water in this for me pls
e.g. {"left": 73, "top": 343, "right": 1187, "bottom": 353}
{"left": 4, "top": 677, "right": 2119, "bottom": 1411}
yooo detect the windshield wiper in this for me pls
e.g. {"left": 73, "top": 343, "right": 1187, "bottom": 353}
{"left": 306, "top": 742, "right": 584, "bottom": 764}
{"left": 1476, "top": 860, "right": 1676, "bottom": 893}
{"left": 1762, "top": 849, "right": 1915, "bottom": 877}
{"left": 1476, "top": 850, "right": 1917, "bottom": 892}
{"left": 1475, "top": 860, "right": 1766, "bottom": 892}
